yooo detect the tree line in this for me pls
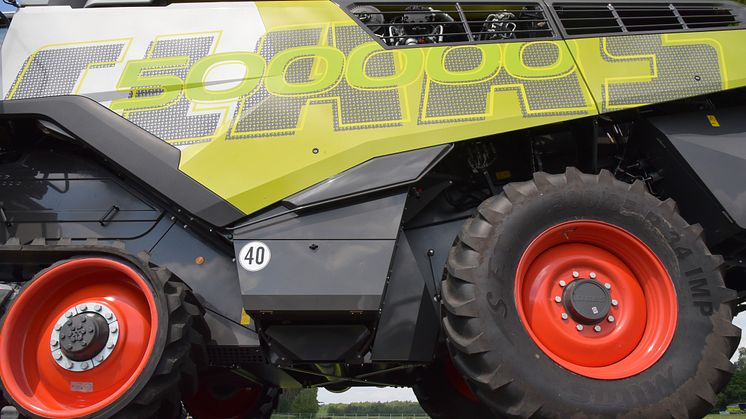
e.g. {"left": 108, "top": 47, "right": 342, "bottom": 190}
{"left": 276, "top": 389, "right": 426, "bottom": 415}
{"left": 717, "top": 347, "right": 746, "bottom": 411}
{"left": 326, "top": 402, "right": 426, "bottom": 415}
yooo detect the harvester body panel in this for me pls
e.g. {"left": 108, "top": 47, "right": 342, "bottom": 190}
{"left": 3, "top": 1, "right": 744, "bottom": 218}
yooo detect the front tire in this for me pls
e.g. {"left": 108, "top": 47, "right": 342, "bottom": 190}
{"left": 442, "top": 168, "right": 740, "bottom": 418}
{"left": 0, "top": 257, "right": 208, "bottom": 419}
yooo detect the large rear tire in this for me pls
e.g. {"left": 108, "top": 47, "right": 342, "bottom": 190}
{"left": 443, "top": 168, "right": 739, "bottom": 418}
{"left": 413, "top": 353, "right": 498, "bottom": 419}
{"left": 0, "top": 257, "right": 208, "bottom": 419}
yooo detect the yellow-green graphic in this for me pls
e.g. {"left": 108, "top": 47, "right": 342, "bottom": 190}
{"left": 5, "top": 0, "right": 746, "bottom": 216}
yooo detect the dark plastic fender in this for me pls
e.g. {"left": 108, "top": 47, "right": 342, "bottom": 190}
{"left": 645, "top": 106, "right": 746, "bottom": 230}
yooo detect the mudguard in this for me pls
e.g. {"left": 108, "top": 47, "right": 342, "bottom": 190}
{"left": 646, "top": 105, "right": 746, "bottom": 230}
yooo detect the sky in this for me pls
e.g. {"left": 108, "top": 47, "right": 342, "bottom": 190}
{"left": 320, "top": 311, "right": 746, "bottom": 404}
{"left": 0, "top": 3, "right": 15, "bottom": 12}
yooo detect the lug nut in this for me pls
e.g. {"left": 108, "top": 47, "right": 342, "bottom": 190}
{"left": 51, "top": 339, "right": 58, "bottom": 347}
{"left": 604, "top": 283, "right": 612, "bottom": 290}
{"left": 54, "top": 324, "right": 62, "bottom": 331}
{"left": 66, "top": 311, "right": 74, "bottom": 318}
{"left": 559, "top": 280, "right": 567, "bottom": 287}
{"left": 576, "top": 324, "right": 584, "bottom": 331}
{"left": 572, "top": 271, "right": 580, "bottom": 278}
{"left": 590, "top": 272, "right": 597, "bottom": 279}
{"left": 106, "top": 312, "right": 113, "bottom": 320}
{"left": 594, "top": 325, "right": 602, "bottom": 332}
{"left": 65, "top": 361, "right": 73, "bottom": 369}
{"left": 611, "top": 299, "right": 618, "bottom": 306}
{"left": 561, "top": 313, "right": 568, "bottom": 320}
{"left": 94, "top": 304, "right": 102, "bottom": 312}
{"left": 554, "top": 296, "right": 562, "bottom": 303}
{"left": 81, "top": 362, "right": 89, "bottom": 370}
{"left": 96, "top": 355, "right": 104, "bottom": 362}
{"left": 608, "top": 315, "right": 615, "bottom": 323}
{"left": 79, "top": 304, "right": 87, "bottom": 311}
{"left": 107, "top": 342, "right": 115, "bottom": 349}
{"left": 110, "top": 326, "right": 118, "bottom": 334}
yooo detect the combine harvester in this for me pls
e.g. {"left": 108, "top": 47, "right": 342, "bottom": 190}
{"left": 0, "top": 0, "right": 745, "bottom": 417}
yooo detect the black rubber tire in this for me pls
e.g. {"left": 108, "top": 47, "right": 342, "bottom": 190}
{"left": 413, "top": 356, "right": 498, "bottom": 419}
{"left": 112, "top": 272, "right": 209, "bottom": 419}
{"left": 442, "top": 168, "right": 740, "bottom": 418}
{"left": 251, "top": 387, "right": 280, "bottom": 419}
{"left": 0, "top": 256, "right": 209, "bottom": 419}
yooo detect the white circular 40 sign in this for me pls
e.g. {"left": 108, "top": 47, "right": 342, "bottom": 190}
{"left": 238, "top": 241, "right": 271, "bottom": 272}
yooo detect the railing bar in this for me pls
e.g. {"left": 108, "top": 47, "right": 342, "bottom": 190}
{"left": 455, "top": 2, "right": 474, "bottom": 41}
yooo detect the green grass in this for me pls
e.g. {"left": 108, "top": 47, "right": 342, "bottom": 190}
{"left": 705, "top": 415, "right": 746, "bottom": 418}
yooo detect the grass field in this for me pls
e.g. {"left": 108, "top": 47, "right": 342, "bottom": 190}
{"left": 706, "top": 415, "right": 746, "bottom": 418}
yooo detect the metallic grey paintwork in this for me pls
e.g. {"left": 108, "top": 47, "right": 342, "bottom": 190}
{"left": 284, "top": 145, "right": 452, "bottom": 207}
{"left": 0, "top": 96, "right": 244, "bottom": 226}
{"left": 649, "top": 105, "right": 746, "bottom": 228}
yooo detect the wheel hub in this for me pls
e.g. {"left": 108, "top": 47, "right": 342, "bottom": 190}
{"left": 50, "top": 302, "right": 120, "bottom": 372}
{"left": 563, "top": 279, "right": 611, "bottom": 325}
{"left": 59, "top": 312, "right": 110, "bottom": 361}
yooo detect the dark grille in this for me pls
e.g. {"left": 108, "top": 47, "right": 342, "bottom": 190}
{"left": 349, "top": 2, "right": 555, "bottom": 47}
{"left": 553, "top": 2, "right": 741, "bottom": 36}
{"left": 207, "top": 345, "right": 265, "bottom": 366}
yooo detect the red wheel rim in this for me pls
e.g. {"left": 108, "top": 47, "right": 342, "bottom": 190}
{"left": 0, "top": 258, "right": 159, "bottom": 418}
{"left": 184, "top": 368, "right": 264, "bottom": 419}
{"left": 515, "top": 220, "right": 677, "bottom": 380}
